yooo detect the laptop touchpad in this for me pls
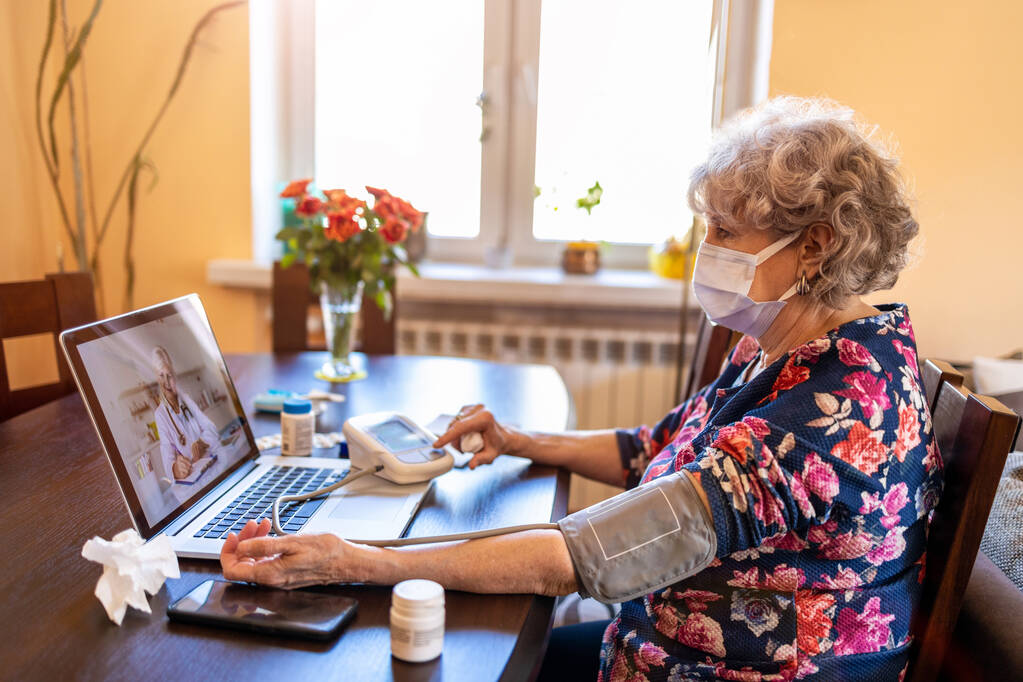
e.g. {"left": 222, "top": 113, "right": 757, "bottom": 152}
{"left": 329, "top": 493, "right": 406, "bottom": 521}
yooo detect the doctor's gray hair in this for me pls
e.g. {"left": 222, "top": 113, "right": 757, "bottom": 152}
{"left": 687, "top": 96, "right": 918, "bottom": 309}
{"left": 151, "top": 346, "right": 174, "bottom": 372}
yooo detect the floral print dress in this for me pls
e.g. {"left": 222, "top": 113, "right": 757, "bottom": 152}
{"left": 603, "top": 304, "right": 942, "bottom": 681}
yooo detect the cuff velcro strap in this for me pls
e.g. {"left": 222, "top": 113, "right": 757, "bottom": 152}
{"left": 557, "top": 472, "right": 716, "bottom": 604}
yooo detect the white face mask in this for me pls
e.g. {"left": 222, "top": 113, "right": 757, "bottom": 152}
{"left": 692, "top": 231, "right": 802, "bottom": 338}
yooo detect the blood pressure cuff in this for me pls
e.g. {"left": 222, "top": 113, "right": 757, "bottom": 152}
{"left": 557, "top": 472, "right": 716, "bottom": 604}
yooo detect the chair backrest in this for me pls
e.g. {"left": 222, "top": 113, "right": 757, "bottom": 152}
{"left": 992, "top": 389, "right": 1023, "bottom": 452}
{"left": 271, "top": 261, "right": 396, "bottom": 355}
{"left": 921, "top": 358, "right": 964, "bottom": 412}
{"left": 682, "top": 314, "right": 739, "bottom": 401}
{"left": 908, "top": 380, "right": 1022, "bottom": 682}
{"left": 0, "top": 272, "right": 97, "bottom": 421}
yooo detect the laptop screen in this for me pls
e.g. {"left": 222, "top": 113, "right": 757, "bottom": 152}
{"left": 61, "top": 295, "right": 258, "bottom": 538}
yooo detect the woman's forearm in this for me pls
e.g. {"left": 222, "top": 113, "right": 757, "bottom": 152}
{"left": 508, "top": 429, "right": 624, "bottom": 487}
{"left": 352, "top": 529, "right": 578, "bottom": 597}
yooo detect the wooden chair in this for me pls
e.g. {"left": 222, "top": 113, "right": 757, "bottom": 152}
{"left": 272, "top": 261, "right": 396, "bottom": 355}
{"left": 681, "top": 314, "right": 740, "bottom": 401}
{"left": 921, "top": 358, "right": 965, "bottom": 412}
{"left": 907, "top": 380, "right": 1022, "bottom": 682}
{"left": 992, "top": 389, "right": 1023, "bottom": 452}
{"left": 0, "top": 272, "right": 97, "bottom": 421}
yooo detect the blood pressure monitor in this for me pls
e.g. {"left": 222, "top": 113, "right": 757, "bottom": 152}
{"left": 342, "top": 412, "right": 455, "bottom": 484}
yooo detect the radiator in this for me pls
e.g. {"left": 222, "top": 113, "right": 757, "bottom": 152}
{"left": 396, "top": 321, "right": 681, "bottom": 431}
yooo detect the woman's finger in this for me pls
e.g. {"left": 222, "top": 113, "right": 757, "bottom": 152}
{"left": 467, "top": 446, "right": 498, "bottom": 470}
{"left": 221, "top": 531, "right": 240, "bottom": 559}
{"left": 453, "top": 404, "right": 484, "bottom": 422}
{"left": 236, "top": 520, "right": 260, "bottom": 542}
{"left": 449, "top": 405, "right": 484, "bottom": 431}
{"left": 433, "top": 411, "right": 492, "bottom": 448}
{"left": 433, "top": 412, "right": 480, "bottom": 447}
{"left": 235, "top": 537, "right": 282, "bottom": 559}
{"left": 255, "top": 517, "right": 272, "bottom": 537}
{"left": 222, "top": 559, "right": 254, "bottom": 583}
{"left": 236, "top": 534, "right": 299, "bottom": 559}
{"left": 243, "top": 518, "right": 271, "bottom": 540}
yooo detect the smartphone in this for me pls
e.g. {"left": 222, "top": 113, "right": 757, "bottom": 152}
{"left": 167, "top": 579, "right": 357, "bottom": 640}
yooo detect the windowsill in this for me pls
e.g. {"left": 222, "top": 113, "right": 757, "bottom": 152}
{"left": 206, "top": 259, "right": 688, "bottom": 310}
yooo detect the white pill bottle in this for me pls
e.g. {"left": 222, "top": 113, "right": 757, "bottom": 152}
{"left": 280, "top": 398, "right": 314, "bottom": 456}
{"left": 390, "top": 579, "right": 445, "bottom": 662}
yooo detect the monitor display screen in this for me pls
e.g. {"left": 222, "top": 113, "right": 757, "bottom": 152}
{"left": 368, "top": 419, "right": 431, "bottom": 452}
{"left": 70, "top": 298, "right": 253, "bottom": 530}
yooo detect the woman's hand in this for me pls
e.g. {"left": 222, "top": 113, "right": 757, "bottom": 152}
{"left": 220, "top": 519, "right": 358, "bottom": 589}
{"left": 432, "top": 404, "right": 527, "bottom": 470}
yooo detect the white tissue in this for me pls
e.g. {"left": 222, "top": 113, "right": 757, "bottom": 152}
{"left": 460, "top": 431, "right": 485, "bottom": 454}
{"left": 81, "top": 529, "right": 180, "bottom": 625}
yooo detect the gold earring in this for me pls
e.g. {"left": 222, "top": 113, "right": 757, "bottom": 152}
{"left": 795, "top": 272, "right": 811, "bottom": 296}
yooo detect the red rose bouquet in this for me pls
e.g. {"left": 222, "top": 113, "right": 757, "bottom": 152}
{"left": 277, "top": 179, "right": 423, "bottom": 317}
{"left": 277, "top": 180, "right": 424, "bottom": 380}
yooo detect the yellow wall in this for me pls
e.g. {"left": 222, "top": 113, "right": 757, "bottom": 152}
{"left": 3, "top": 0, "right": 1020, "bottom": 387}
{"left": 0, "top": 0, "right": 262, "bottom": 387}
{"left": 771, "top": 0, "right": 1023, "bottom": 360}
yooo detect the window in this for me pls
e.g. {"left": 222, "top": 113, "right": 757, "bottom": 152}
{"left": 315, "top": 1, "right": 484, "bottom": 240}
{"left": 253, "top": 1, "right": 768, "bottom": 268}
{"left": 531, "top": 2, "right": 713, "bottom": 248}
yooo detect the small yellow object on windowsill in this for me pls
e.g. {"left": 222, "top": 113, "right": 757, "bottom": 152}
{"left": 648, "top": 237, "right": 693, "bottom": 280}
{"left": 562, "top": 241, "right": 601, "bottom": 275}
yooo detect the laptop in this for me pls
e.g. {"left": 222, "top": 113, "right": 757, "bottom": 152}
{"left": 60, "top": 294, "right": 431, "bottom": 559}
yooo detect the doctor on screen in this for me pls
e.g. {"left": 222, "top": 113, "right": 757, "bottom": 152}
{"left": 151, "top": 346, "right": 219, "bottom": 483}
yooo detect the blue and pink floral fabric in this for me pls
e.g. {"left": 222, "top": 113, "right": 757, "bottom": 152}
{"left": 603, "top": 304, "right": 941, "bottom": 681}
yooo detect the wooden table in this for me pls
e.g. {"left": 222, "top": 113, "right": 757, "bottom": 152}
{"left": 0, "top": 353, "right": 573, "bottom": 681}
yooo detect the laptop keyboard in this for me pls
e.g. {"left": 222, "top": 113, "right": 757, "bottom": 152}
{"left": 194, "top": 465, "right": 347, "bottom": 539}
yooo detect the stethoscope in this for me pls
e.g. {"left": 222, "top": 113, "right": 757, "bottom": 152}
{"left": 165, "top": 397, "right": 196, "bottom": 448}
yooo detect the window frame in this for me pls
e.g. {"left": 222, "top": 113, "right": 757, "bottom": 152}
{"left": 249, "top": 0, "right": 774, "bottom": 268}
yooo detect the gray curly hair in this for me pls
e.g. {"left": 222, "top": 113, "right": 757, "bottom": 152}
{"left": 151, "top": 345, "right": 174, "bottom": 372}
{"left": 688, "top": 96, "right": 918, "bottom": 308}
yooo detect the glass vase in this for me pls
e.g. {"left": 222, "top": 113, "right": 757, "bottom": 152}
{"left": 317, "top": 280, "right": 365, "bottom": 382}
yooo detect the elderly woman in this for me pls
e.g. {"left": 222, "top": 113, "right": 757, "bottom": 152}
{"left": 221, "top": 97, "right": 939, "bottom": 681}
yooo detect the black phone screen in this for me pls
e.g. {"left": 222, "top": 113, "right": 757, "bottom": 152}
{"left": 167, "top": 579, "right": 357, "bottom": 640}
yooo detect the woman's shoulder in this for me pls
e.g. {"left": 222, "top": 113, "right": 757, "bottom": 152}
{"left": 710, "top": 303, "right": 925, "bottom": 432}
{"left": 822, "top": 303, "right": 922, "bottom": 401}
{"left": 767, "top": 304, "right": 921, "bottom": 397}
{"left": 739, "top": 303, "right": 932, "bottom": 477}
{"left": 836, "top": 303, "right": 917, "bottom": 352}
{"left": 777, "top": 303, "right": 919, "bottom": 387}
